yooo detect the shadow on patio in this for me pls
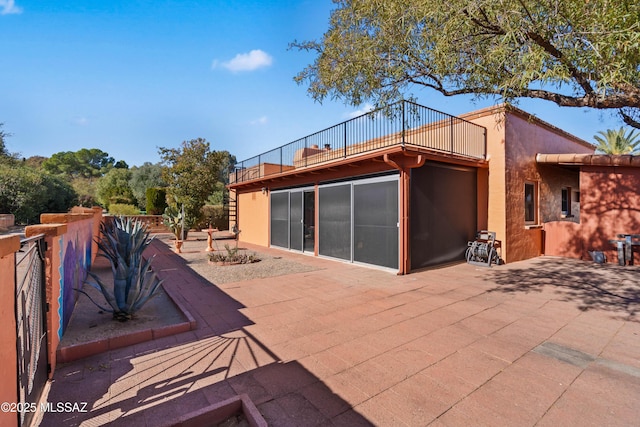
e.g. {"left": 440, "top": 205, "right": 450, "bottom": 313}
{"left": 486, "top": 257, "right": 640, "bottom": 321}
{"left": 41, "top": 238, "right": 373, "bottom": 426}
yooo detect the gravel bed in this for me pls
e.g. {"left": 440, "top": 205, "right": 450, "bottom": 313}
{"left": 156, "top": 233, "right": 320, "bottom": 285}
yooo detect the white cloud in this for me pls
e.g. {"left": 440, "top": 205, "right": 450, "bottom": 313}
{"left": 250, "top": 116, "right": 268, "bottom": 126}
{"left": 71, "top": 117, "right": 89, "bottom": 126}
{"left": 0, "top": 0, "right": 22, "bottom": 15}
{"left": 344, "top": 103, "right": 375, "bottom": 119}
{"left": 213, "top": 49, "right": 273, "bottom": 72}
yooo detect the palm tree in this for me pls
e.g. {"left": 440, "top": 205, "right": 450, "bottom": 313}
{"left": 593, "top": 127, "right": 640, "bottom": 155}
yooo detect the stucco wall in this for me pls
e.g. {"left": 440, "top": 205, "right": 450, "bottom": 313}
{"left": 0, "top": 235, "right": 19, "bottom": 427}
{"left": 464, "top": 107, "right": 594, "bottom": 263}
{"left": 580, "top": 166, "right": 640, "bottom": 264}
{"left": 237, "top": 190, "right": 269, "bottom": 246}
{"left": 503, "top": 114, "right": 593, "bottom": 261}
{"left": 465, "top": 111, "right": 508, "bottom": 255}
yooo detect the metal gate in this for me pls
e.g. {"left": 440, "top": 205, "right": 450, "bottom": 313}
{"left": 15, "top": 235, "right": 49, "bottom": 426}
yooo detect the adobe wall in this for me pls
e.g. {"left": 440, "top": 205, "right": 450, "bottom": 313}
{"left": 503, "top": 113, "right": 593, "bottom": 261}
{"left": 465, "top": 110, "right": 508, "bottom": 256}
{"left": 580, "top": 166, "right": 640, "bottom": 264}
{"left": 237, "top": 190, "right": 269, "bottom": 247}
{"left": 0, "top": 235, "right": 20, "bottom": 427}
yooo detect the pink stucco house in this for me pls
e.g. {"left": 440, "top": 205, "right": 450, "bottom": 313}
{"left": 227, "top": 101, "right": 636, "bottom": 273}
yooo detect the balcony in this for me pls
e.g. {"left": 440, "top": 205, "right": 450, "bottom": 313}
{"left": 230, "top": 101, "right": 486, "bottom": 185}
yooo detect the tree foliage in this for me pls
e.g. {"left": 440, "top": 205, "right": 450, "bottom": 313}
{"left": 293, "top": 0, "right": 640, "bottom": 127}
{"left": 593, "top": 127, "right": 640, "bottom": 154}
{"left": 96, "top": 168, "right": 135, "bottom": 209}
{"left": 0, "top": 163, "right": 77, "bottom": 224}
{"left": 0, "top": 123, "right": 9, "bottom": 158}
{"left": 129, "top": 162, "right": 166, "bottom": 210}
{"left": 158, "top": 138, "right": 234, "bottom": 226}
{"left": 43, "top": 148, "right": 115, "bottom": 178}
{"left": 146, "top": 187, "right": 168, "bottom": 215}
{"left": 0, "top": 123, "right": 19, "bottom": 163}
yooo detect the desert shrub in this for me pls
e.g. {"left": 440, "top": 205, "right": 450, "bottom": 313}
{"left": 146, "top": 187, "right": 167, "bottom": 215}
{"left": 108, "top": 203, "right": 140, "bottom": 215}
{"left": 0, "top": 163, "right": 77, "bottom": 224}
{"left": 209, "top": 244, "right": 259, "bottom": 264}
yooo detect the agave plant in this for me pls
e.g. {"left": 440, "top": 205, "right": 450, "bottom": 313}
{"left": 78, "top": 217, "right": 163, "bottom": 321}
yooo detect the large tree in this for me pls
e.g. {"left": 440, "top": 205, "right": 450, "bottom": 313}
{"left": 43, "top": 148, "right": 116, "bottom": 179}
{"left": 158, "top": 138, "right": 233, "bottom": 226}
{"left": 292, "top": 0, "right": 640, "bottom": 127}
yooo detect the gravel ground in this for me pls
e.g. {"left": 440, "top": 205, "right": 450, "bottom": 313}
{"left": 155, "top": 232, "right": 321, "bottom": 285}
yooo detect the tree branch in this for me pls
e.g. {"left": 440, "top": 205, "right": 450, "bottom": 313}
{"left": 620, "top": 109, "right": 640, "bottom": 130}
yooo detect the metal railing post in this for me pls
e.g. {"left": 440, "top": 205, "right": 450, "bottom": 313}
{"left": 344, "top": 123, "right": 347, "bottom": 158}
{"left": 450, "top": 117, "right": 454, "bottom": 154}
{"left": 402, "top": 101, "right": 406, "bottom": 146}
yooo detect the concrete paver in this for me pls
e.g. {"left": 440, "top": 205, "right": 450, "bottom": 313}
{"left": 40, "top": 237, "right": 640, "bottom": 426}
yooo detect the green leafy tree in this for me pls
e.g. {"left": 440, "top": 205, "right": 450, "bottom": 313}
{"left": 158, "top": 138, "right": 233, "bottom": 227}
{"left": 23, "top": 156, "right": 47, "bottom": 169}
{"left": 292, "top": 0, "right": 640, "bottom": 128}
{"left": 129, "top": 162, "right": 166, "bottom": 210}
{"left": 593, "top": 128, "right": 640, "bottom": 154}
{"left": 0, "top": 123, "right": 19, "bottom": 163}
{"left": 0, "top": 163, "right": 77, "bottom": 224}
{"left": 0, "top": 123, "right": 9, "bottom": 158}
{"left": 96, "top": 168, "right": 136, "bottom": 209}
{"left": 43, "top": 148, "right": 115, "bottom": 179}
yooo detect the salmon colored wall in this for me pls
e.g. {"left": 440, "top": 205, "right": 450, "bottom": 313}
{"left": 238, "top": 190, "right": 269, "bottom": 246}
{"left": 477, "top": 168, "right": 489, "bottom": 231}
{"left": 580, "top": 166, "right": 640, "bottom": 264}
{"left": 503, "top": 113, "right": 593, "bottom": 262}
{"left": 0, "top": 235, "right": 20, "bottom": 427}
{"left": 465, "top": 107, "right": 594, "bottom": 263}
{"left": 465, "top": 111, "right": 508, "bottom": 255}
{"left": 543, "top": 221, "right": 584, "bottom": 258}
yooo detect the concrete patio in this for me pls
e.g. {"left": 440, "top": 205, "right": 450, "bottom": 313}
{"left": 41, "top": 237, "right": 640, "bottom": 426}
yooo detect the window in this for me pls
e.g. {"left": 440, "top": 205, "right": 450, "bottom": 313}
{"left": 561, "top": 187, "right": 571, "bottom": 216}
{"left": 524, "top": 182, "right": 538, "bottom": 224}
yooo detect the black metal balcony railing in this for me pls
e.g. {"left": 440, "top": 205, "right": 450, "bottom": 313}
{"left": 231, "top": 101, "right": 486, "bottom": 184}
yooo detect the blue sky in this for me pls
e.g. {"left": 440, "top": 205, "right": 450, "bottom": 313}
{"left": 0, "top": 0, "right": 626, "bottom": 167}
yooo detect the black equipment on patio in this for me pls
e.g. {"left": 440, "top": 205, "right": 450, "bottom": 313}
{"left": 466, "top": 230, "right": 503, "bottom": 267}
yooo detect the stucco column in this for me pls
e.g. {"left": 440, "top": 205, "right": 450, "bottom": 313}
{"left": 0, "top": 235, "right": 20, "bottom": 427}
{"left": 25, "top": 224, "right": 67, "bottom": 378}
{"left": 383, "top": 152, "right": 426, "bottom": 275}
{"left": 398, "top": 168, "right": 411, "bottom": 275}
